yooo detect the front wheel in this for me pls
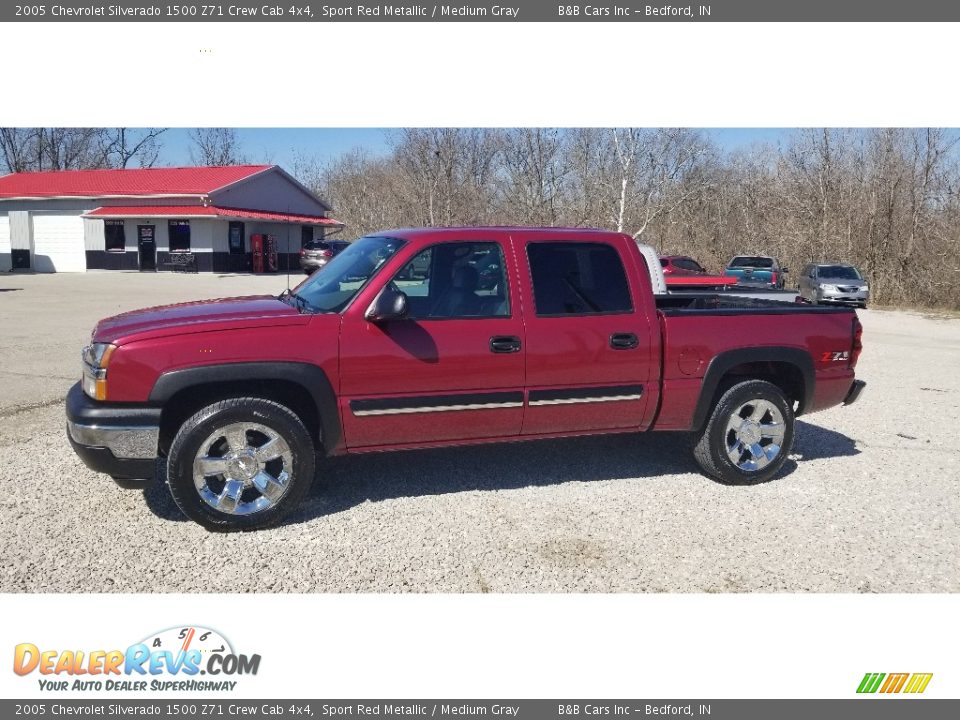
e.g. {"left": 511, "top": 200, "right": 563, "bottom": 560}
{"left": 692, "top": 380, "right": 795, "bottom": 485}
{"left": 166, "top": 398, "right": 316, "bottom": 531}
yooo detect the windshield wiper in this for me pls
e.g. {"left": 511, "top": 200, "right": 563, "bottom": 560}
{"left": 278, "top": 289, "right": 313, "bottom": 314}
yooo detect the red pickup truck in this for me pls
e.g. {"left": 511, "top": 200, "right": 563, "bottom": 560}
{"left": 67, "top": 227, "right": 865, "bottom": 531}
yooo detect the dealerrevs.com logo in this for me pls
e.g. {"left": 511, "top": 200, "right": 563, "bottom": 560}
{"left": 13, "top": 626, "right": 261, "bottom": 692}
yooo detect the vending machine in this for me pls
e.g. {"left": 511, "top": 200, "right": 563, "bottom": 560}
{"left": 251, "top": 234, "right": 264, "bottom": 273}
{"left": 265, "top": 235, "right": 278, "bottom": 272}
{"left": 251, "top": 234, "right": 279, "bottom": 273}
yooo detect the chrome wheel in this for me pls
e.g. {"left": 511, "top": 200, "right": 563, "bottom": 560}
{"left": 192, "top": 422, "right": 293, "bottom": 515}
{"left": 723, "top": 399, "right": 785, "bottom": 472}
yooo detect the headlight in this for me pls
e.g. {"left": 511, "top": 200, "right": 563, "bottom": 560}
{"left": 81, "top": 342, "right": 117, "bottom": 401}
{"left": 819, "top": 284, "right": 838, "bottom": 292}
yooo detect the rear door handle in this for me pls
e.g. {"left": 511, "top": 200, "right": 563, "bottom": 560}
{"left": 610, "top": 332, "right": 639, "bottom": 350}
{"left": 490, "top": 335, "right": 522, "bottom": 353}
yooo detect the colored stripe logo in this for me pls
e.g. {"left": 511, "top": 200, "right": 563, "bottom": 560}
{"left": 857, "top": 672, "right": 933, "bottom": 694}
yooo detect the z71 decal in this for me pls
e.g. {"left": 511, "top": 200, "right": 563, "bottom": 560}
{"left": 821, "top": 351, "right": 851, "bottom": 362}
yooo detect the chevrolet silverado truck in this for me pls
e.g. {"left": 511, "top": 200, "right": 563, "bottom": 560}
{"left": 67, "top": 227, "right": 866, "bottom": 531}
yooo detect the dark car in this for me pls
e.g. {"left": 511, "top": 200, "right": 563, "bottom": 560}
{"left": 299, "top": 239, "right": 350, "bottom": 274}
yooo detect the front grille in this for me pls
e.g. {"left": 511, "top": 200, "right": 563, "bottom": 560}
{"left": 838, "top": 286, "right": 860, "bottom": 293}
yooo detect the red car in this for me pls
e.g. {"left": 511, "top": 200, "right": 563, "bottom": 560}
{"left": 68, "top": 228, "right": 865, "bottom": 530}
{"left": 660, "top": 255, "right": 709, "bottom": 275}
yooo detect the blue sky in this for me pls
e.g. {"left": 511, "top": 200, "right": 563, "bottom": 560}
{"left": 158, "top": 128, "right": 794, "bottom": 169}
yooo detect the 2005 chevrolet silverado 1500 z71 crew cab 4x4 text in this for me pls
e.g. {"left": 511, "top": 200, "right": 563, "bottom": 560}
{"left": 67, "top": 228, "right": 866, "bottom": 531}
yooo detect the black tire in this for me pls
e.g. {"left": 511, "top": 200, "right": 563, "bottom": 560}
{"left": 692, "top": 379, "right": 795, "bottom": 485}
{"left": 166, "top": 397, "right": 316, "bottom": 531}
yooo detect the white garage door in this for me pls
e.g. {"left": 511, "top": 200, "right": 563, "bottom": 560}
{"left": 32, "top": 214, "right": 86, "bottom": 272}
{"left": 0, "top": 215, "right": 10, "bottom": 272}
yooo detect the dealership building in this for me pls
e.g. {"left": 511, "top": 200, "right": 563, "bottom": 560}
{"left": 0, "top": 165, "right": 343, "bottom": 273}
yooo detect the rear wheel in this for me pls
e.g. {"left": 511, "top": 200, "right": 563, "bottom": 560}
{"left": 692, "top": 380, "right": 794, "bottom": 485}
{"left": 166, "top": 397, "right": 316, "bottom": 531}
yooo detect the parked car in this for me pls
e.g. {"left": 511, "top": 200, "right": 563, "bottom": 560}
{"left": 67, "top": 227, "right": 865, "bottom": 531}
{"left": 299, "top": 239, "right": 350, "bottom": 274}
{"left": 724, "top": 255, "right": 788, "bottom": 289}
{"left": 660, "top": 255, "right": 709, "bottom": 275}
{"left": 660, "top": 254, "right": 739, "bottom": 291}
{"left": 798, "top": 263, "right": 870, "bottom": 308}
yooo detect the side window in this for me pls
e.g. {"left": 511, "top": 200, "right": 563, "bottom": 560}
{"left": 675, "top": 258, "right": 700, "bottom": 272}
{"left": 391, "top": 242, "right": 510, "bottom": 319}
{"left": 527, "top": 242, "right": 633, "bottom": 316}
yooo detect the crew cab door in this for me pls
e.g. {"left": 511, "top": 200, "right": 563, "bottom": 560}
{"left": 517, "top": 235, "right": 656, "bottom": 435}
{"left": 338, "top": 237, "right": 525, "bottom": 448}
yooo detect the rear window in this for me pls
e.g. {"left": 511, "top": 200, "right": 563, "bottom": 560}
{"left": 730, "top": 256, "right": 774, "bottom": 268}
{"left": 527, "top": 242, "right": 632, "bottom": 316}
{"left": 818, "top": 265, "right": 862, "bottom": 280}
{"left": 304, "top": 241, "right": 331, "bottom": 251}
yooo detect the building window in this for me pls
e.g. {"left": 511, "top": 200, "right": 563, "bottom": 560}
{"left": 168, "top": 220, "right": 191, "bottom": 253}
{"left": 104, "top": 220, "right": 126, "bottom": 252}
{"left": 301, "top": 225, "right": 314, "bottom": 248}
{"left": 527, "top": 242, "right": 633, "bottom": 316}
{"left": 228, "top": 221, "right": 245, "bottom": 254}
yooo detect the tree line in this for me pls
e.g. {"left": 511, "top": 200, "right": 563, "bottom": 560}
{"left": 3, "top": 127, "right": 957, "bottom": 308}
{"left": 0, "top": 128, "right": 246, "bottom": 172}
{"left": 306, "top": 128, "right": 960, "bottom": 309}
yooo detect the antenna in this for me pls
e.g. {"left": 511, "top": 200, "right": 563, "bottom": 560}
{"left": 286, "top": 206, "right": 291, "bottom": 294}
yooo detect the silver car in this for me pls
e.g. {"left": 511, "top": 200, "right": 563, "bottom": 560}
{"left": 799, "top": 262, "right": 869, "bottom": 308}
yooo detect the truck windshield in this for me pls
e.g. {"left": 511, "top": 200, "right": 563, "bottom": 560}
{"left": 818, "top": 265, "right": 862, "bottom": 280}
{"left": 730, "top": 256, "right": 774, "bottom": 268}
{"left": 293, "top": 236, "right": 405, "bottom": 313}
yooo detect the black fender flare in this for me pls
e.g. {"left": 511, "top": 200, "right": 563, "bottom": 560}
{"left": 691, "top": 347, "right": 814, "bottom": 430}
{"left": 149, "top": 362, "right": 341, "bottom": 452}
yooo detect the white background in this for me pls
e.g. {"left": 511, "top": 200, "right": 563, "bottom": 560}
{"left": 1, "top": 20, "right": 957, "bottom": 700}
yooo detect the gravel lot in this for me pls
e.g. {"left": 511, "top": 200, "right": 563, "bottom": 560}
{"left": 0, "top": 272, "right": 957, "bottom": 593}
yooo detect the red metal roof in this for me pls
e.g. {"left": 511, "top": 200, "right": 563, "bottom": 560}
{"left": 83, "top": 205, "right": 344, "bottom": 226}
{"left": 0, "top": 165, "right": 273, "bottom": 198}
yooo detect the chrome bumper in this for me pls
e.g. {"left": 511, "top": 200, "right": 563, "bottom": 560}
{"left": 818, "top": 289, "right": 870, "bottom": 304}
{"left": 67, "top": 421, "right": 159, "bottom": 460}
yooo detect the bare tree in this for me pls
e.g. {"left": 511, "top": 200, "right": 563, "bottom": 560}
{"left": 97, "top": 128, "right": 166, "bottom": 168}
{"left": 301, "top": 126, "right": 960, "bottom": 309}
{"left": 499, "top": 128, "right": 569, "bottom": 225}
{"left": 189, "top": 128, "right": 247, "bottom": 166}
{"left": 0, "top": 128, "right": 39, "bottom": 173}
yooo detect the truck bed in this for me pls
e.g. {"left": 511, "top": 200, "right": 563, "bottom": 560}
{"left": 655, "top": 293, "right": 850, "bottom": 315}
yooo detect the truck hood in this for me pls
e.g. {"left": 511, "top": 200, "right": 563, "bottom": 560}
{"left": 93, "top": 295, "right": 308, "bottom": 344}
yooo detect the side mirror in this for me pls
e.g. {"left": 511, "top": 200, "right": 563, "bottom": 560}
{"left": 365, "top": 287, "right": 408, "bottom": 322}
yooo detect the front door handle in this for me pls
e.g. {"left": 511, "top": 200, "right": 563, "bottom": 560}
{"left": 490, "top": 335, "right": 522, "bottom": 354}
{"left": 610, "top": 332, "right": 639, "bottom": 350}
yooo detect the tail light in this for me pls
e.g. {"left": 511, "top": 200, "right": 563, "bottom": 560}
{"left": 770, "top": 271, "right": 778, "bottom": 284}
{"left": 850, "top": 316, "right": 863, "bottom": 367}
{"left": 299, "top": 248, "right": 307, "bottom": 256}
